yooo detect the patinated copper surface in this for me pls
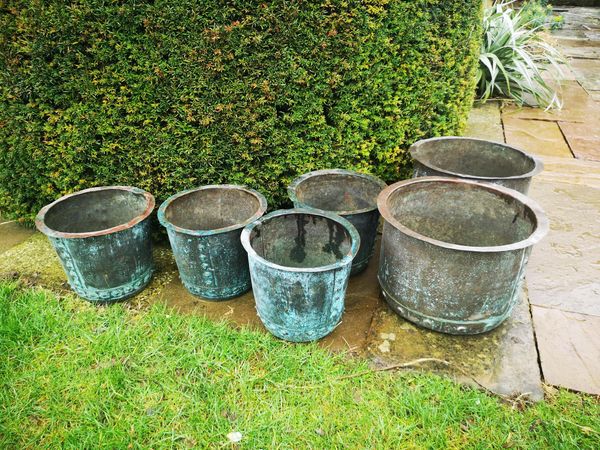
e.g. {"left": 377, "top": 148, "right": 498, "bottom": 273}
{"left": 377, "top": 177, "right": 548, "bottom": 334}
{"left": 35, "top": 186, "right": 155, "bottom": 302}
{"left": 288, "top": 169, "right": 386, "bottom": 275}
{"left": 410, "top": 136, "right": 543, "bottom": 194}
{"left": 158, "top": 185, "right": 267, "bottom": 300}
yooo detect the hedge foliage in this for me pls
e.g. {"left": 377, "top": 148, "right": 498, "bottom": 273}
{"left": 0, "top": 0, "right": 481, "bottom": 220}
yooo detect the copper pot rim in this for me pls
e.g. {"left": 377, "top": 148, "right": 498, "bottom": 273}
{"left": 158, "top": 184, "right": 268, "bottom": 237}
{"left": 287, "top": 168, "right": 387, "bottom": 216}
{"left": 410, "top": 136, "right": 544, "bottom": 181}
{"left": 35, "top": 186, "right": 155, "bottom": 239}
{"left": 377, "top": 176, "right": 549, "bottom": 253}
{"left": 241, "top": 207, "right": 361, "bottom": 273}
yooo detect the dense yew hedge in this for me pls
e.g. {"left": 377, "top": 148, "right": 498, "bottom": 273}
{"left": 0, "top": 0, "right": 481, "bottom": 219}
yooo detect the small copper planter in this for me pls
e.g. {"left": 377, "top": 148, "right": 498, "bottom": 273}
{"left": 159, "top": 185, "right": 267, "bottom": 300}
{"left": 241, "top": 209, "right": 360, "bottom": 342}
{"left": 36, "top": 186, "right": 155, "bottom": 302}
{"left": 288, "top": 169, "right": 386, "bottom": 275}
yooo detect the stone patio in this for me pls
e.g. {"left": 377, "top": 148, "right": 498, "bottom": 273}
{"left": 1, "top": 7, "right": 599, "bottom": 400}
{"left": 463, "top": 6, "right": 600, "bottom": 396}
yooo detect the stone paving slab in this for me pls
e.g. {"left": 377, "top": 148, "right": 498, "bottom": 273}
{"left": 555, "top": 7, "right": 600, "bottom": 30}
{"left": 366, "top": 290, "right": 543, "bottom": 401}
{"left": 0, "top": 234, "right": 67, "bottom": 288}
{"left": 569, "top": 58, "right": 600, "bottom": 91}
{"left": 559, "top": 121, "right": 600, "bottom": 161}
{"left": 160, "top": 278, "right": 263, "bottom": 327}
{"left": 557, "top": 43, "right": 600, "bottom": 60}
{"left": 542, "top": 62, "right": 578, "bottom": 82}
{"left": 585, "top": 30, "right": 600, "bottom": 40}
{"left": 527, "top": 178, "right": 600, "bottom": 317}
{"left": 502, "top": 117, "right": 573, "bottom": 158}
{"left": 463, "top": 101, "right": 504, "bottom": 142}
{"left": 502, "top": 81, "right": 600, "bottom": 123}
{"left": 551, "top": 29, "right": 591, "bottom": 41}
{"left": 555, "top": 33, "right": 600, "bottom": 46}
{"left": 532, "top": 305, "right": 600, "bottom": 395}
{"left": 537, "top": 155, "right": 600, "bottom": 188}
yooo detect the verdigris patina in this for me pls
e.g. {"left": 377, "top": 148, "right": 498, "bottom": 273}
{"left": 377, "top": 177, "right": 548, "bottom": 335}
{"left": 158, "top": 185, "right": 267, "bottom": 300}
{"left": 410, "top": 136, "right": 543, "bottom": 194}
{"left": 241, "top": 208, "right": 359, "bottom": 342}
{"left": 287, "top": 169, "right": 386, "bottom": 275}
{"left": 35, "top": 186, "right": 155, "bottom": 302}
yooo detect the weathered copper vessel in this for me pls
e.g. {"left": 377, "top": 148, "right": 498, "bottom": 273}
{"left": 410, "top": 137, "right": 543, "bottom": 194}
{"left": 159, "top": 185, "right": 267, "bottom": 300}
{"left": 241, "top": 209, "right": 360, "bottom": 342}
{"left": 377, "top": 177, "right": 548, "bottom": 335}
{"left": 36, "top": 186, "right": 155, "bottom": 302}
{"left": 287, "top": 169, "right": 386, "bottom": 275}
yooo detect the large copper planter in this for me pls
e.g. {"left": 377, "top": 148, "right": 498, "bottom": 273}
{"left": 377, "top": 177, "right": 548, "bottom": 335}
{"left": 410, "top": 137, "right": 543, "bottom": 194}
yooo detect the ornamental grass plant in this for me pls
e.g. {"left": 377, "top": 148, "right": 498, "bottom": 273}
{"left": 477, "top": 1, "right": 565, "bottom": 108}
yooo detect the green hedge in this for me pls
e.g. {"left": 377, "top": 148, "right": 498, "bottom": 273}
{"left": 0, "top": 0, "right": 481, "bottom": 220}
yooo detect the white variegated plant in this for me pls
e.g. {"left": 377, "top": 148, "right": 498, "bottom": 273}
{"left": 477, "top": 1, "right": 565, "bottom": 109}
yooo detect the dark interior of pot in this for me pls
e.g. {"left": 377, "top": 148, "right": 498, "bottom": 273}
{"left": 386, "top": 181, "right": 538, "bottom": 247}
{"left": 43, "top": 188, "right": 149, "bottom": 234}
{"left": 413, "top": 138, "right": 536, "bottom": 178}
{"left": 294, "top": 173, "right": 383, "bottom": 212}
{"left": 250, "top": 213, "right": 353, "bottom": 268}
{"left": 166, "top": 187, "right": 261, "bottom": 231}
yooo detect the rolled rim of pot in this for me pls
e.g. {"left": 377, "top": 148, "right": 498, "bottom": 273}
{"left": 35, "top": 186, "right": 155, "bottom": 239}
{"left": 241, "top": 208, "right": 361, "bottom": 273}
{"left": 158, "top": 184, "right": 268, "bottom": 237}
{"left": 377, "top": 177, "right": 549, "bottom": 253}
{"left": 287, "top": 169, "right": 387, "bottom": 216}
{"left": 410, "top": 136, "right": 544, "bottom": 181}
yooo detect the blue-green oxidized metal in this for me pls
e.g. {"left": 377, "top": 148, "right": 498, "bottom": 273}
{"left": 158, "top": 185, "right": 267, "bottom": 300}
{"left": 35, "top": 186, "right": 155, "bottom": 303}
{"left": 377, "top": 177, "right": 548, "bottom": 335}
{"left": 288, "top": 169, "right": 386, "bottom": 275}
{"left": 410, "top": 136, "right": 543, "bottom": 194}
{"left": 241, "top": 209, "right": 360, "bottom": 342}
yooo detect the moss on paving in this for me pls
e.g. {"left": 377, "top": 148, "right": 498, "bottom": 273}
{"left": 0, "top": 234, "right": 66, "bottom": 287}
{"left": 0, "top": 235, "right": 178, "bottom": 308}
{"left": 1, "top": 283, "right": 598, "bottom": 448}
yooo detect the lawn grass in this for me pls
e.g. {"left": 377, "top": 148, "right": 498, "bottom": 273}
{"left": 1, "top": 282, "right": 598, "bottom": 448}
